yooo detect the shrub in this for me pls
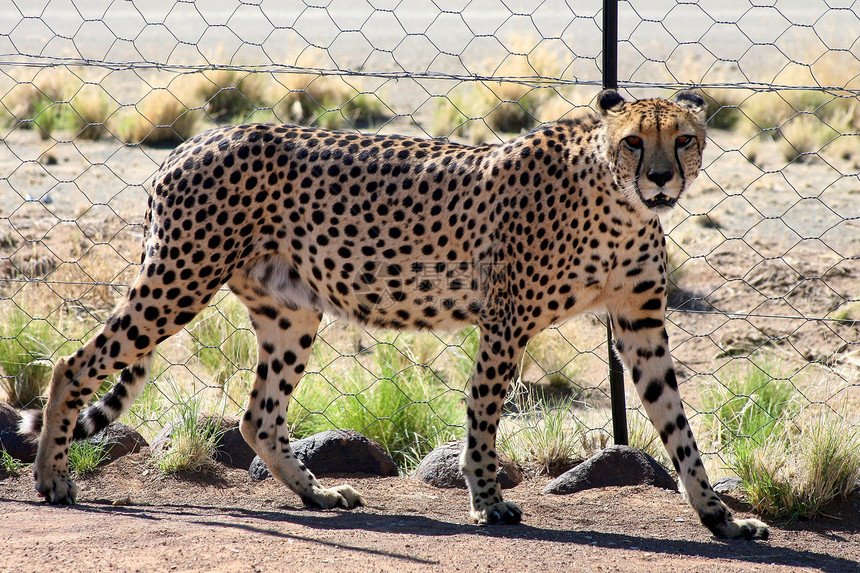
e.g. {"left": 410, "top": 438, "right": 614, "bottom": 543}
{"left": 114, "top": 88, "right": 199, "bottom": 145}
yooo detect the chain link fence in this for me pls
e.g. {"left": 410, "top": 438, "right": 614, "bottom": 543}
{"left": 1, "top": 1, "right": 858, "bottom": 474}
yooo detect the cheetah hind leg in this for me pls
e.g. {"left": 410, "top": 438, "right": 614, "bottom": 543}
{"left": 20, "top": 351, "right": 154, "bottom": 504}
{"left": 28, "top": 330, "right": 158, "bottom": 504}
{"left": 233, "top": 295, "right": 365, "bottom": 510}
{"left": 28, "top": 268, "right": 219, "bottom": 505}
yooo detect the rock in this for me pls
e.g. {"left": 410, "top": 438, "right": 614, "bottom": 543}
{"left": 542, "top": 445, "right": 677, "bottom": 495}
{"left": 412, "top": 440, "right": 523, "bottom": 490}
{"left": 150, "top": 414, "right": 256, "bottom": 470}
{"left": 712, "top": 476, "right": 743, "bottom": 494}
{"left": 214, "top": 420, "right": 257, "bottom": 470}
{"left": 88, "top": 423, "right": 148, "bottom": 465}
{"left": 250, "top": 429, "right": 399, "bottom": 480}
{"left": 0, "top": 403, "right": 37, "bottom": 463}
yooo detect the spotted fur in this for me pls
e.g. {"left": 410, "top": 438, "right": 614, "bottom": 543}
{"left": 22, "top": 89, "right": 767, "bottom": 539}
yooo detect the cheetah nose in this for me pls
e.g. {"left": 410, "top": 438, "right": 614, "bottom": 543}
{"left": 647, "top": 170, "right": 674, "bottom": 187}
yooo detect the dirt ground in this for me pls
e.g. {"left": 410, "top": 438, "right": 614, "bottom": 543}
{"left": 1, "top": 452, "right": 859, "bottom": 573}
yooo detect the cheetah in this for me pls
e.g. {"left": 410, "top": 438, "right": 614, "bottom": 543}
{"left": 21, "top": 89, "right": 768, "bottom": 539}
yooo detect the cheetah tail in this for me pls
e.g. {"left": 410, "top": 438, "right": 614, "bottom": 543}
{"left": 17, "top": 409, "right": 44, "bottom": 443}
{"left": 18, "top": 350, "right": 155, "bottom": 443}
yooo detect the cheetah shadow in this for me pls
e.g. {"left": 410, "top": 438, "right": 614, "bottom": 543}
{"left": 35, "top": 498, "right": 859, "bottom": 572}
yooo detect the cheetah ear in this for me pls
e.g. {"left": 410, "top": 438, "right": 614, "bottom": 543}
{"left": 597, "top": 89, "right": 626, "bottom": 116}
{"left": 673, "top": 91, "right": 707, "bottom": 120}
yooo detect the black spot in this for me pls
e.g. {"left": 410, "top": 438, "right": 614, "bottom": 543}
{"left": 643, "top": 380, "right": 663, "bottom": 403}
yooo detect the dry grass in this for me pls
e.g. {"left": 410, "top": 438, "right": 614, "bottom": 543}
{"left": 69, "top": 84, "right": 114, "bottom": 140}
{"left": 777, "top": 112, "right": 840, "bottom": 163}
{"left": 626, "top": 410, "right": 671, "bottom": 468}
{"left": 114, "top": 87, "right": 200, "bottom": 145}
{"left": 105, "top": 60, "right": 388, "bottom": 144}
{"left": 271, "top": 72, "right": 387, "bottom": 129}
{"left": 0, "top": 68, "right": 116, "bottom": 141}
{"left": 677, "top": 49, "right": 860, "bottom": 162}
{"left": 0, "top": 65, "right": 392, "bottom": 145}
{"left": 431, "top": 37, "right": 590, "bottom": 142}
{"left": 498, "top": 397, "right": 587, "bottom": 477}
{"left": 828, "top": 296, "right": 860, "bottom": 322}
{"left": 0, "top": 82, "right": 46, "bottom": 124}
{"left": 192, "top": 69, "right": 271, "bottom": 124}
{"left": 733, "top": 411, "right": 860, "bottom": 521}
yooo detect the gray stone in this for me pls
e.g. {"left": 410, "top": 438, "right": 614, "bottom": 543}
{"left": 412, "top": 440, "right": 523, "bottom": 490}
{"left": 712, "top": 476, "right": 743, "bottom": 494}
{"left": 0, "top": 403, "right": 36, "bottom": 463}
{"left": 89, "top": 423, "right": 148, "bottom": 465}
{"left": 250, "top": 429, "right": 399, "bottom": 480}
{"left": 150, "top": 414, "right": 256, "bottom": 470}
{"left": 542, "top": 445, "right": 677, "bottom": 495}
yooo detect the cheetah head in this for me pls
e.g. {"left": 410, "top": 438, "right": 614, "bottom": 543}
{"left": 597, "top": 89, "right": 707, "bottom": 215}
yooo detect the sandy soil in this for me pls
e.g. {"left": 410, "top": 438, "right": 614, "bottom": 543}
{"left": 1, "top": 453, "right": 859, "bottom": 573}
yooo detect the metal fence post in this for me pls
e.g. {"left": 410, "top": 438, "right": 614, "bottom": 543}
{"left": 603, "top": 0, "right": 618, "bottom": 91}
{"left": 603, "top": 0, "right": 628, "bottom": 446}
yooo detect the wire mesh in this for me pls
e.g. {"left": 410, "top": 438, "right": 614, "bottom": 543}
{"left": 0, "top": 1, "right": 857, "bottom": 474}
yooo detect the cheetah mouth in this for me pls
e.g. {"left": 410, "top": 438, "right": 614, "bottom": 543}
{"left": 642, "top": 193, "right": 677, "bottom": 210}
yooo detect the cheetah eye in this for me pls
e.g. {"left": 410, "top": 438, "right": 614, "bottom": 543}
{"left": 623, "top": 135, "right": 643, "bottom": 149}
{"left": 676, "top": 135, "right": 694, "bottom": 147}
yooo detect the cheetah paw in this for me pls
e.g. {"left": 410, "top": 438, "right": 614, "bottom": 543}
{"left": 35, "top": 472, "right": 79, "bottom": 505}
{"left": 302, "top": 484, "right": 366, "bottom": 509}
{"left": 725, "top": 517, "right": 769, "bottom": 540}
{"left": 471, "top": 501, "right": 522, "bottom": 525}
{"left": 706, "top": 515, "right": 769, "bottom": 540}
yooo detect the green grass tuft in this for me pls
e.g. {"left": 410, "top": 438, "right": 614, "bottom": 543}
{"left": 702, "top": 354, "right": 860, "bottom": 521}
{"left": 0, "top": 449, "right": 25, "bottom": 475}
{"left": 704, "top": 355, "right": 799, "bottom": 448}
{"left": 0, "top": 308, "right": 55, "bottom": 408}
{"left": 153, "top": 379, "right": 227, "bottom": 474}
{"left": 291, "top": 337, "right": 464, "bottom": 465}
{"left": 498, "top": 395, "right": 585, "bottom": 477}
{"left": 68, "top": 440, "right": 111, "bottom": 477}
{"left": 730, "top": 414, "right": 860, "bottom": 521}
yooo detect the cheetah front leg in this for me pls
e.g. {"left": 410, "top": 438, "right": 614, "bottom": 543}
{"left": 607, "top": 298, "right": 768, "bottom": 540}
{"left": 236, "top": 300, "right": 365, "bottom": 510}
{"left": 460, "top": 328, "right": 524, "bottom": 525}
